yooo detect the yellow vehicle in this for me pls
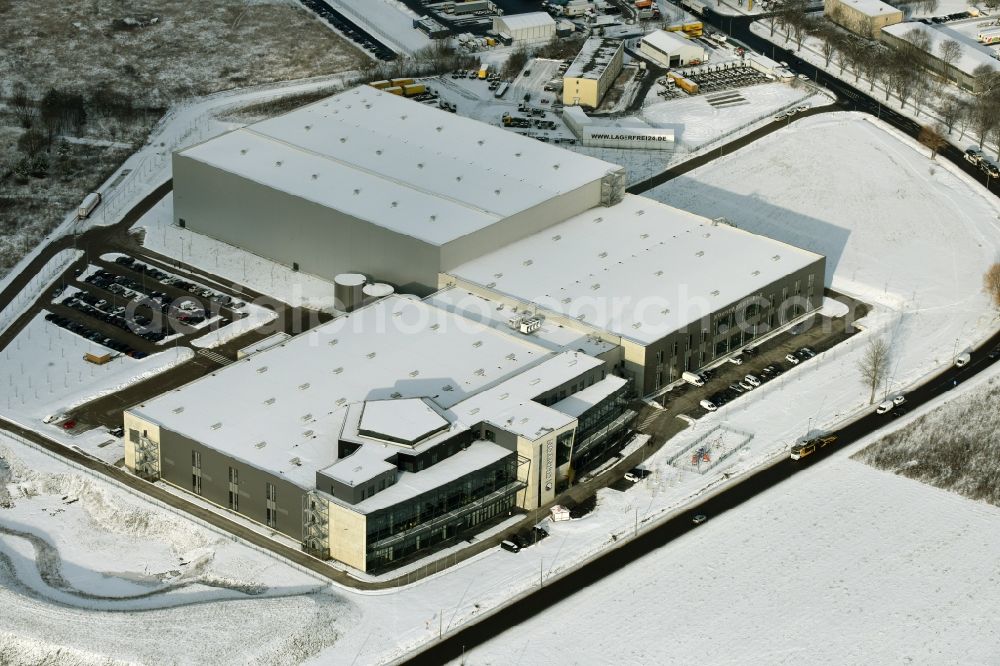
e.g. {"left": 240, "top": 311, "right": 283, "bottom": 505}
{"left": 790, "top": 434, "right": 838, "bottom": 460}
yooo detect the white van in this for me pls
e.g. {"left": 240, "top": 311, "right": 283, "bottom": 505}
{"left": 955, "top": 352, "right": 971, "bottom": 367}
{"left": 682, "top": 371, "right": 705, "bottom": 387}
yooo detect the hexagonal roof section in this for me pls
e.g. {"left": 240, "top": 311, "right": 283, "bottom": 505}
{"left": 358, "top": 398, "right": 450, "bottom": 447}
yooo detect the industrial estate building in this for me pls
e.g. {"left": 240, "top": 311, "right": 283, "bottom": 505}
{"left": 824, "top": 0, "right": 902, "bottom": 38}
{"left": 640, "top": 30, "right": 706, "bottom": 68}
{"left": 131, "top": 85, "right": 827, "bottom": 572}
{"left": 562, "top": 37, "right": 625, "bottom": 108}
{"left": 493, "top": 12, "right": 557, "bottom": 44}
{"left": 173, "top": 87, "right": 622, "bottom": 296}
{"left": 880, "top": 22, "right": 1000, "bottom": 93}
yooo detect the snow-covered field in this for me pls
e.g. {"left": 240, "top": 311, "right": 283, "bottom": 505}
{"left": 135, "top": 194, "right": 339, "bottom": 310}
{"left": 0, "top": 433, "right": 356, "bottom": 665}
{"left": 651, "top": 112, "right": 1000, "bottom": 390}
{"left": 456, "top": 415, "right": 1000, "bottom": 664}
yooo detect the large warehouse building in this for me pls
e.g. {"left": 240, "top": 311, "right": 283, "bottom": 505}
{"left": 441, "top": 194, "right": 825, "bottom": 395}
{"left": 493, "top": 12, "right": 557, "bottom": 44}
{"left": 146, "top": 84, "right": 827, "bottom": 571}
{"left": 173, "top": 87, "right": 624, "bottom": 296}
{"left": 125, "top": 296, "right": 633, "bottom": 572}
{"left": 640, "top": 30, "right": 706, "bottom": 68}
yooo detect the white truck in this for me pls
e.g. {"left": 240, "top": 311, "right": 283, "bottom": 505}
{"left": 78, "top": 192, "right": 101, "bottom": 219}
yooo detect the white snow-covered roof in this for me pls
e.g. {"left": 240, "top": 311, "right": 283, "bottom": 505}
{"left": 497, "top": 12, "right": 556, "bottom": 32}
{"left": 486, "top": 401, "right": 576, "bottom": 440}
{"left": 836, "top": 0, "right": 901, "bottom": 17}
{"left": 424, "top": 287, "right": 618, "bottom": 358}
{"left": 564, "top": 37, "right": 623, "bottom": 80}
{"left": 882, "top": 22, "right": 1000, "bottom": 77}
{"left": 358, "top": 398, "right": 449, "bottom": 445}
{"left": 236, "top": 332, "right": 291, "bottom": 358}
{"left": 641, "top": 29, "right": 701, "bottom": 55}
{"left": 551, "top": 375, "right": 627, "bottom": 418}
{"left": 350, "top": 439, "right": 513, "bottom": 514}
{"left": 131, "top": 294, "right": 555, "bottom": 488}
{"left": 447, "top": 194, "right": 824, "bottom": 345}
{"left": 177, "top": 87, "right": 617, "bottom": 246}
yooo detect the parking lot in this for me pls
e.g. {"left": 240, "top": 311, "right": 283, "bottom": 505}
{"left": 298, "top": 0, "right": 397, "bottom": 60}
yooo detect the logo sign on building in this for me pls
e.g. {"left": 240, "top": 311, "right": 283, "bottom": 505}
{"left": 581, "top": 126, "right": 676, "bottom": 150}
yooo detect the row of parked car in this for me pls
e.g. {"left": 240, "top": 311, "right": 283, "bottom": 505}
{"left": 62, "top": 290, "right": 167, "bottom": 343}
{"left": 699, "top": 347, "right": 816, "bottom": 412}
{"left": 114, "top": 255, "right": 241, "bottom": 308}
{"left": 44, "top": 312, "right": 147, "bottom": 359}
{"left": 964, "top": 148, "right": 1000, "bottom": 178}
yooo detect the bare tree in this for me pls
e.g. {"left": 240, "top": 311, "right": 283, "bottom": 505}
{"left": 918, "top": 124, "right": 947, "bottom": 159}
{"left": 985, "top": 263, "right": 1000, "bottom": 309}
{"left": 9, "top": 83, "right": 35, "bottom": 129}
{"left": 937, "top": 39, "right": 962, "bottom": 74}
{"left": 820, "top": 31, "right": 837, "bottom": 67}
{"left": 858, "top": 336, "right": 891, "bottom": 405}
{"left": 970, "top": 97, "right": 999, "bottom": 149}
{"left": 936, "top": 94, "right": 965, "bottom": 134}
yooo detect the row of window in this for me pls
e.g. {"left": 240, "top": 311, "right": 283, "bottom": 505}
{"left": 190, "top": 453, "right": 277, "bottom": 528}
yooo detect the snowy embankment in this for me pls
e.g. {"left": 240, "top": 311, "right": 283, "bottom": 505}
{"left": 0, "top": 432, "right": 356, "bottom": 664}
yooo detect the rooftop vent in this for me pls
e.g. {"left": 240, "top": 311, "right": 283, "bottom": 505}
{"left": 473, "top": 340, "right": 483, "bottom": 348}
{"left": 442, "top": 384, "right": 454, "bottom": 391}
{"left": 264, "top": 397, "right": 276, "bottom": 405}
{"left": 430, "top": 215, "right": 437, "bottom": 222}
{"left": 376, "top": 149, "right": 382, "bottom": 155}
{"left": 391, "top": 391, "right": 403, "bottom": 398}
{"left": 494, "top": 272, "right": 503, "bottom": 279}
{"left": 304, "top": 124, "right": 311, "bottom": 131}
{"left": 562, "top": 297, "right": 571, "bottom": 304}
{"left": 257, "top": 366, "right": 268, "bottom": 374}
{"left": 409, "top": 370, "right": 419, "bottom": 377}
{"left": 577, "top": 314, "right": 587, "bottom": 321}
{"left": 301, "top": 413, "right": 312, "bottom": 422}
{"left": 430, "top": 323, "right": 440, "bottom": 330}
{"left": 474, "top": 368, "right": 486, "bottom": 376}
{"left": 594, "top": 217, "right": 603, "bottom": 223}
{"left": 487, "top": 282, "right": 496, "bottom": 288}
{"left": 752, "top": 270, "right": 760, "bottom": 276}
{"left": 333, "top": 367, "right": 343, "bottom": 374}
{"left": 275, "top": 161, "right": 283, "bottom": 167}
{"left": 505, "top": 353, "right": 517, "bottom": 360}
{"left": 391, "top": 201, "right": 398, "bottom": 207}
{"left": 500, "top": 392, "right": 510, "bottom": 400}
{"left": 553, "top": 163, "right": 560, "bottom": 170}
{"left": 172, "top": 406, "right": 184, "bottom": 414}
{"left": 591, "top": 283, "right": 601, "bottom": 290}
{"left": 530, "top": 378, "right": 541, "bottom": 385}
{"left": 210, "top": 422, "right": 222, "bottom": 430}
{"left": 635, "top": 210, "right": 645, "bottom": 216}
{"left": 711, "top": 289, "right": 720, "bottom": 296}
{"left": 523, "top": 259, "right": 533, "bottom": 266}
{"left": 655, "top": 270, "right": 664, "bottom": 276}
{"left": 290, "top": 457, "right": 302, "bottom": 466}
{"left": 456, "top": 175, "right": 462, "bottom": 182}
{"left": 329, "top": 339, "right": 338, "bottom": 346}
{"left": 494, "top": 189, "right": 501, "bottom": 195}
{"left": 367, "top": 352, "right": 376, "bottom": 359}
{"left": 340, "top": 137, "right": 347, "bottom": 143}
{"left": 772, "top": 254, "right": 781, "bottom": 261}
{"left": 696, "top": 250, "right": 705, "bottom": 257}
{"left": 299, "top": 383, "right": 310, "bottom": 391}
{"left": 336, "top": 397, "right": 347, "bottom": 405}
{"left": 661, "top": 308, "right": 670, "bottom": 314}
{"left": 552, "top": 235, "right": 561, "bottom": 241}
{"left": 478, "top": 139, "right": 485, "bottom": 146}
{"left": 632, "top": 322, "right": 642, "bottom": 329}
{"left": 240, "top": 149, "right": 248, "bottom": 155}
{"left": 255, "top": 441, "right": 267, "bottom": 449}
{"left": 469, "top": 407, "right": 480, "bottom": 415}
{"left": 417, "top": 162, "right": 424, "bottom": 168}
{"left": 311, "top": 174, "right": 319, "bottom": 180}
{"left": 436, "top": 126, "right": 443, "bottom": 132}
{"left": 598, "top": 251, "right": 607, "bottom": 258}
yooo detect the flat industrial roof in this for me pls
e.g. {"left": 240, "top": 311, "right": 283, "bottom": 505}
{"left": 564, "top": 37, "right": 623, "bottom": 80}
{"left": 447, "top": 194, "right": 824, "bottom": 345}
{"left": 641, "top": 30, "right": 699, "bottom": 55}
{"left": 131, "top": 295, "right": 555, "bottom": 488}
{"left": 838, "top": 0, "right": 901, "bottom": 17}
{"left": 425, "top": 287, "right": 617, "bottom": 358}
{"left": 178, "top": 87, "right": 618, "bottom": 247}
{"left": 883, "top": 22, "right": 1000, "bottom": 77}
{"left": 497, "top": 12, "right": 556, "bottom": 32}
{"left": 551, "top": 374, "right": 627, "bottom": 418}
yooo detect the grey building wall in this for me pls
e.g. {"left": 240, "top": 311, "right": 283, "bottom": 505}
{"left": 319, "top": 466, "right": 398, "bottom": 505}
{"left": 158, "top": 427, "right": 306, "bottom": 541}
{"left": 173, "top": 154, "right": 442, "bottom": 294}
{"left": 637, "top": 256, "right": 826, "bottom": 395}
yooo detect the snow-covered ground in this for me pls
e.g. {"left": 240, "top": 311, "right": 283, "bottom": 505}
{"left": 0, "top": 432, "right": 356, "bottom": 664}
{"left": 0, "top": 249, "right": 81, "bottom": 336}
{"left": 0, "top": 314, "right": 192, "bottom": 461}
{"left": 135, "top": 194, "right": 339, "bottom": 310}
{"left": 455, "top": 390, "right": 1000, "bottom": 663}
{"left": 651, "top": 112, "right": 1000, "bottom": 390}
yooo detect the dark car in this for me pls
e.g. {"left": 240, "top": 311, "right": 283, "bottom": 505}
{"left": 500, "top": 540, "right": 521, "bottom": 553}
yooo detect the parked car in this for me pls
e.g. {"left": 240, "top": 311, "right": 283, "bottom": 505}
{"left": 728, "top": 354, "right": 744, "bottom": 365}
{"left": 955, "top": 352, "right": 971, "bottom": 367}
{"left": 876, "top": 400, "right": 894, "bottom": 414}
{"left": 798, "top": 346, "right": 816, "bottom": 359}
{"left": 893, "top": 394, "right": 907, "bottom": 406}
{"left": 500, "top": 540, "right": 521, "bottom": 553}
{"left": 691, "top": 514, "right": 708, "bottom": 525}
{"left": 785, "top": 353, "right": 801, "bottom": 365}
{"left": 699, "top": 399, "right": 718, "bottom": 412}
{"left": 62, "top": 419, "right": 77, "bottom": 430}
{"left": 624, "top": 471, "right": 641, "bottom": 483}
{"left": 744, "top": 374, "right": 762, "bottom": 388}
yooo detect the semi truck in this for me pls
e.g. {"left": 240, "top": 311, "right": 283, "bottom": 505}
{"left": 78, "top": 192, "right": 101, "bottom": 219}
{"left": 478, "top": 63, "right": 489, "bottom": 79}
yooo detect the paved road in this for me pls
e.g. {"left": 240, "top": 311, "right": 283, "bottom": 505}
{"left": 405, "top": 329, "right": 1000, "bottom": 665}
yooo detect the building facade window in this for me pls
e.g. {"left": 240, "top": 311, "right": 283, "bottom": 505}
{"left": 228, "top": 466, "right": 239, "bottom": 511}
{"left": 191, "top": 450, "right": 202, "bottom": 495}
{"left": 265, "top": 482, "right": 277, "bottom": 528}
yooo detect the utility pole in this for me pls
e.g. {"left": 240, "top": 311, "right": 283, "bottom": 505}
{"left": 439, "top": 611, "right": 443, "bottom": 640}
{"left": 540, "top": 559, "right": 543, "bottom": 588}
